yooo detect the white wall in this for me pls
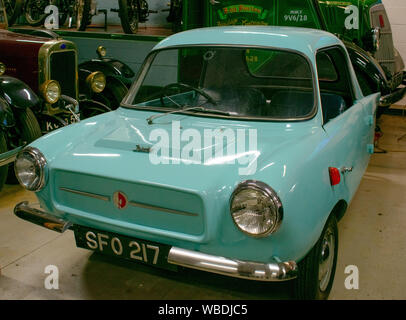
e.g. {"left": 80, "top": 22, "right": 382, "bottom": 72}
{"left": 383, "top": 0, "right": 406, "bottom": 65}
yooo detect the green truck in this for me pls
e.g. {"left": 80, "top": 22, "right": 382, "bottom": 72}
{"left": 181, "top": 0, "right": 406, "bottom": 109}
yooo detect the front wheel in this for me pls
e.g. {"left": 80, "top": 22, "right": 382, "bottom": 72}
{"left": 118, "top": 0, "right": 139, "bottom": 34}
{"left": 0, "top": 131, "right": 8, "bottom": 192}
{"left": 291, "top": 214, "right": 338, "bottom": 300}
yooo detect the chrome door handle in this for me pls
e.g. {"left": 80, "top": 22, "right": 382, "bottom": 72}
{"left": 341, "top": 166, "right": 353, "bottom": 174}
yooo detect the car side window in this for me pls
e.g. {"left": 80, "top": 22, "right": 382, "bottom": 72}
{"left": 316, "top": 47, "right": 355, "bottom": 124}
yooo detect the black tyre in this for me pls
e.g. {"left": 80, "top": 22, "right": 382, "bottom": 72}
{"left": 74, "top": 0, "right": 91, "bottom": 31}
{"left": 6, "top": 108, "right": 42, "bottom": 184}
{"left": 4, "top": 0, "right": 24, "bottom": 26}
{"left": 0, "top": 131, "right": 8, "bottom": 192}
{"left": 25, "top": 0, "right": 50, "bottom": 26}
{"left": 292, "top": 214, "right": 338, "bottom": 300}
{"left": 118, "top": 0, "right": 139, "bottom": 34}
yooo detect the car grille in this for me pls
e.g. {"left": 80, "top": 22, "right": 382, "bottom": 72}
{"left": 53, "top": 170, "right": 206, "bottom": 238}
{"left": 370, "top": 4, "right": 396, "bottom": 76}
{"left": 50, "top": 51, "right": 77, "bottom": 98}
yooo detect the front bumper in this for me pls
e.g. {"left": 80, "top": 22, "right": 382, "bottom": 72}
{"left": 14, "top": 202, "right": 298, "bottom": 282}
{"left": 0, "top": 144, "right": 25, "bottom": 167}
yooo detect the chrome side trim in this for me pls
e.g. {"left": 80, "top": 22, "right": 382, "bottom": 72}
{"left": 14, "top": 201, "right": 72, "bottom": 233}
{"left": 59, "top": 187, "right": 110, "bottom": 202}
{"left": 128, "top": 201, "right": 198, "bottom": 217}
{"left": 59, "top": 187, "right": 198, "bottom": 216}
{"left": 168, "top": 247, "right": 298, "bottom": 282}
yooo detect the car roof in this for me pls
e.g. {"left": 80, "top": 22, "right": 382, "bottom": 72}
{"left": 153, "top": 26, "right": 343, "bottom": 57}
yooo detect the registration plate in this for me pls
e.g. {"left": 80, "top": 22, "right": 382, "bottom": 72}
{"left": 45, "top": 114, "right": 80, "bottom": 132}
{"left": 74, "top": 225, "right": 176, "bottom": 271}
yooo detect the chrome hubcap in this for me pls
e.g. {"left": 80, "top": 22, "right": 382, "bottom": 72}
{"left": 318, "top": 226, "right": 335, "bottom": 292}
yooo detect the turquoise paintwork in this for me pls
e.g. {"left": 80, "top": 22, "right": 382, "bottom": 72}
{"left": 26, "top": 27, "right": 379, "bottom": 264}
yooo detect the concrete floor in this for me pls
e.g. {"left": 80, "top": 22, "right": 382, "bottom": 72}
{"left": 1, "top": 114, "right": 406, "bottom": 300}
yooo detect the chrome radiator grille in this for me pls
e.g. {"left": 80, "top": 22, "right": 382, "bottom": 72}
{"left": 370, "top": 4, "right": 396, "bottom": 76}
{"left": 54, "top": 170, "right": 205, "bottom": 237}
{"left": 50, "top": 51, "right": 77, "bottom": 98}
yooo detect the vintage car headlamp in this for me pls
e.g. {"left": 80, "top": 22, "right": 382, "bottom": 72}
{"left": 0, "top": 62, "right": 6, "bottom": 76}
{"left": 87, "top": 71, "right": 106, "bottom": 93}
{"left": 15, "top": 147, "right": 48, "bottom": 192}
{"left": 97, "top": 45, "right": 107, "bottom": 58}
{"left": 41, "top": 80, "right": 61, "bottom": 104}
{"left": 230, "top": 181, "right": 283, "bottom": 237}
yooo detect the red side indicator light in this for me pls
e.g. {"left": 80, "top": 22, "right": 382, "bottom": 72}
{"left": 329, "top": 167, "right": 341, "bottom": 186}
{"left": 379, "top": 15, "right": 385, "bottom": 28}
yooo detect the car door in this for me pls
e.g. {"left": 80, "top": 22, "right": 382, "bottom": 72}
{"left": 317, "top": 46, "right": 378, "bottom": 202}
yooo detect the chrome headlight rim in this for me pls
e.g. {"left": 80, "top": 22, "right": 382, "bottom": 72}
{"left": 230, "top": 180, "right": 283, "bottom": 238}
{"left": 86, "top": 71, "right": 106, "bottom": 93}
{"left": 97, "top": 45, "right": 107, "bottom": 58}
{"left": 0, "top": 62, "right": 6, "bottom": 76}
{"left": 15, "top": 147, "right": 48, "bottom": 192}
{"left": 40, "top": 80, "right": 61, "bottom": 104}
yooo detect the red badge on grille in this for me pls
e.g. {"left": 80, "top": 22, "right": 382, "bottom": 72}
{"left": 113, "top": 191, "right": 128, "bottom": 210}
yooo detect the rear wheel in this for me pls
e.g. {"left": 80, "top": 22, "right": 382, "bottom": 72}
{"left": 4, "top": 0, "right": 24, "bottom": 26}
{"left": 0, "top": 131, "right": 8, "bottom": 192}
{"left": 118, "top": 0, "right": 139, "bottom": 34}
{"left": 25, "top": 0, "right": 50, "bottom": 26}
{"left": 291, "top": 214, "right": 338, "bottom": 300}
{"left": 7, "top": 108, "right": 42, "bottom": 184}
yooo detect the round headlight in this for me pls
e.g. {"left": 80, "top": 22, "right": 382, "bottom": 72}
{"left": 87, "top": 71, "right": 106, "bottom": 93}
{"left": 230, "top": 180, "right": 283, "bottom": 237}
{"left": 41, "top": 80, "right": 61, "bottom": 104}
{"left": 0, "top": 62, "right": 6, "bottom": 76}
{"left": 15, "top": 147, "right": 48, "bottom": 192}
{"left": 97, "top": 45, "right": 107, "bottom": 58}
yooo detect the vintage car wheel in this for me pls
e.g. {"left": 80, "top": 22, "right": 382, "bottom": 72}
{"left": 6, "top": 108, "right": 42, "bottom": 184}
{"left": 292, "top": 214, "right": 338, "bottom": 300}
{"left": 24, "top": 0, "right": 51, "bottom": 26}
{"left": 74, "top": 0, "right": 91, "bottom": 31}
{"left": 4, "top": 0, "right": 24, "bottom": 26}
{"left": 0, "top": 131, "right": 8, "bottom": 191}
{"left": 118, "top": 0, "right": 139, "bottom": 34}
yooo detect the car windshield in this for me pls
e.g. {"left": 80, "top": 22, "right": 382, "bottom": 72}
{"left": 125, "top": 46, "right": 315, "bottom": 121}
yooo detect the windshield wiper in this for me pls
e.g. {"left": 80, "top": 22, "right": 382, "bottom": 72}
{"left": 147, "top": 106, "right": 233, "bottom": 125}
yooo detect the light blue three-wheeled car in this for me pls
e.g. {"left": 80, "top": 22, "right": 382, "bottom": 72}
{"left": 13, "top": 26, "right": 379, "bottom": 299}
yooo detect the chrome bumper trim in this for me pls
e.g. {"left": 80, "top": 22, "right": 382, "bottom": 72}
{"left": 380, "top": 86, "right": 406, "bottom": 107}
{"left": 0, "top": 144, "right": 25, "bottom": 166}
{"left": 14, "top": 202, "right": 72, "bottom": 233}
{"left": 168, "top": 247, "right": 298, "bottom": 282}
{"left": 14, "top": 202, "right": 298, "bottom": 281}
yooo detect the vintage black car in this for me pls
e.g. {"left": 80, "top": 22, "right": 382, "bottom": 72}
{"left": 0, "top": 0, "right": 134, "bottom": 188}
